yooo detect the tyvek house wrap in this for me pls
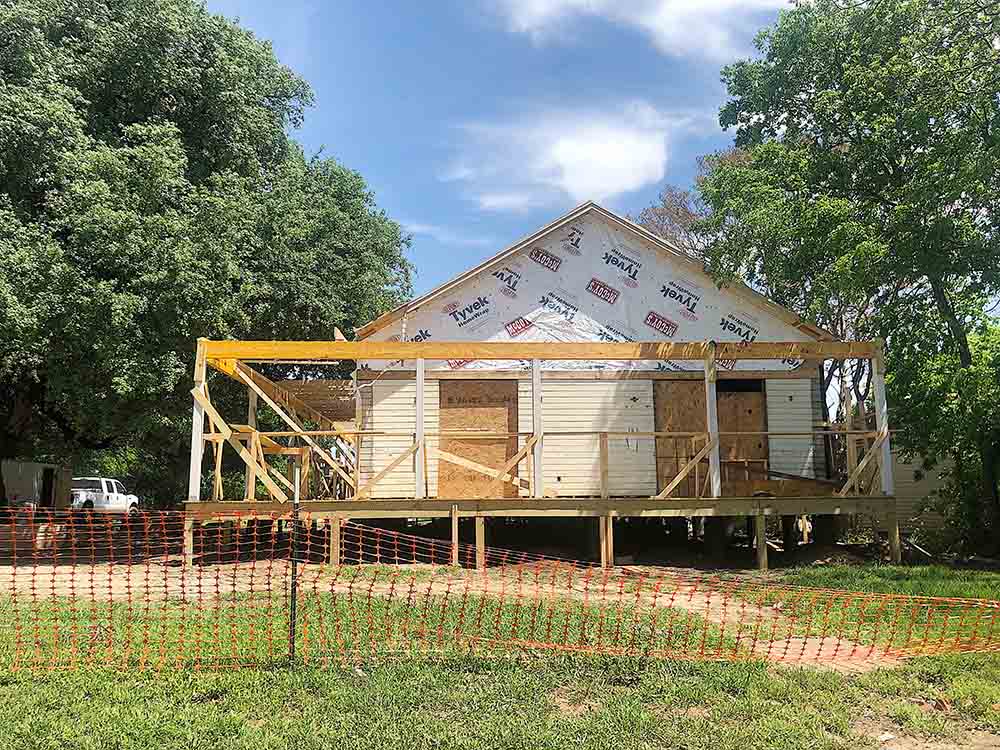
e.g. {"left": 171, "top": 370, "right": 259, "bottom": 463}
{"left": 361, "top": 213, "right": 814, "bottom": 372}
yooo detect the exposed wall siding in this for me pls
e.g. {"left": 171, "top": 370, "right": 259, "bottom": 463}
{"left": 765, "top": 379, "right": 817, "bottom": 479}
{"left": 883, "top": 452, "right": 948, "bottom": 532}
{"left": 357, "top": 381, "right": 439, "bottom": 498}
{"left": 518, "top": 380, "right": 657, "bottom": 497}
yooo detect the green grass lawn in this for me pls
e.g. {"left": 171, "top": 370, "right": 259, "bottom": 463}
{"left": 2, "top": 653, "right": 999, "bottom": 749}
{"left": 2, "top": 562, "right": 999, "bottom": 749}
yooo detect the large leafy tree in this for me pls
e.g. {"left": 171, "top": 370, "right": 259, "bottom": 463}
{"left": 687, "top": 0, "right": 1000, "bottom": 537}
{"left": 0, "top": 0, "right": 411, "bottom": 503}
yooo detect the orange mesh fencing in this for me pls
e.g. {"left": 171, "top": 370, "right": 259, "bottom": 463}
{"left": 2, "top": 509, "right": 998, "bottom": 672}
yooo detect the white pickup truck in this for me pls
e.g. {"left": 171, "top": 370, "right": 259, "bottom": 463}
{"left": 70, "top": 477, "right": 140, "bottom": 514}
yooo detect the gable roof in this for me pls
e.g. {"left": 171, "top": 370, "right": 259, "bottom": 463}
{"left": 356, "top": 201, "right": 834, "bottom": 342}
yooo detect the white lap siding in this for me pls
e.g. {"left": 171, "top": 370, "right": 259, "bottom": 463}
{"left": 764, "top": 379, "right": 820, "bottom": 479}
{"left": 518, "top": 380, "right": 657, "bottom": 497}
{"left": 357, "top": 380, "right": 438, "bottom": 498}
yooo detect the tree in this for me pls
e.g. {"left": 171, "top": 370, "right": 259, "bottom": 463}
{"left": 0, "top": 0, "right": 412, "bottom": 505}
{"left": 691, "top": 0, "right": 1000, "bottom": 535}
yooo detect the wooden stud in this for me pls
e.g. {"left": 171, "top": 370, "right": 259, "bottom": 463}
{"left": 183, "top": 517, "right": 195, "bottom": 567}
{"left": 601, "top": 513, "right": 615, "bottom": 568}
{"left": 475, "top": 516, "right": 486, "bottom": 571}
{"left": 450, "top": 504, "right": 459, "bottom": 566}
{"left": 414, "top": 358, "right": 425, "bottom": 499}
{"left": 328, "top": 517, "right": 341, "bottom": 565}
{"left": 755, "top": 512, "right": 768, "bottom": 571}
{"left": 531, "top": 358, "right": 544, "bottom": 499}
{"left": 245, "top": 389, "right": 258, "bottom": 501}
{"left": 599, "top": 515, "right": 609, "bottom": 568}
{"left": 703, "top": 344, "right": 722, "bottom": 499}
{"left": 187, "top": 338, "right": 208, "bottom": 504}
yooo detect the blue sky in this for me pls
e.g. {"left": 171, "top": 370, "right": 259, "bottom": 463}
{"left": 207, "top": 1, "right": 788, "bottom": 296}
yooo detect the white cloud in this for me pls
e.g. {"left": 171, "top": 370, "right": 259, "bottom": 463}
{"left": 402, "top": 221, "right": 496, "bottom": 248}
{"left": 493, "top": 0, "right": 787, "bottom": 61}
{"left": 445, "top": 101, "right": 695, "bottom": 211}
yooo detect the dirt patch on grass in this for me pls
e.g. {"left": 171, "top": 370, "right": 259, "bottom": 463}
{"left": 854, "top": 718, "right": 1000, "bottom": 749}
{"left": 550, "top": 687, "right": 595, "bottom": 718}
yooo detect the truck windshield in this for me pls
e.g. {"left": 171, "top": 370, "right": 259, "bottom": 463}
{"left": 72, "top": 479, "right": 103, "bottom": 491}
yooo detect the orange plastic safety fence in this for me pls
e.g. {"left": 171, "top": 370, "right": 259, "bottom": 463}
{"left": 1, "top": 509, "right": 997, "bottom": 672}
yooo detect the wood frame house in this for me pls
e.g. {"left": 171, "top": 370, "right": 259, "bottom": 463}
{"left": 185, "top": 203, "right": 900, "bottom": 570}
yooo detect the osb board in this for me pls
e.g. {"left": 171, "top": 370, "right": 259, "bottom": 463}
{"left": 653, "top": 382, "right": 706, "bottom": 497}
{"left": 717, "top": 391, "right": 768, "bottom": 482}
{"left": 438, "top": 380, "right": 518, "bottom": 499}
{"left": 275, "top": 379, "right": 355, "bottom": 421}
{"left": 652, "top": 383, "right": 769, "bottom": 495}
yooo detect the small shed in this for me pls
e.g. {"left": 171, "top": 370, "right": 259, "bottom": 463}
{"left": 2, "top": 460, "right": 73, "bottom": 509}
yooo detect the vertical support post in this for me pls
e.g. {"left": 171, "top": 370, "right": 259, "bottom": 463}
{"left": 604, "top": 514, "right": 615, "bottom": 568}
{"left": 872, "top": 344, "right": 899, "bottom": 562}
{"left": 475, "top": 516, "right": 486, "bottom": 571}
{"left": 353, "top": 372, "right": 362, "bottom": 498}
{"left": 245, "top": 389, "right": 258, "bottom": 500}
{"left": 185, "top": 339, "right": 208, "bottom": 567}
{"left": 703, "top": 342, "right": 722, "bottom": 499}
{"left": 450, "top": 504, "right": 459, "bottom": 566}
{"left": 328, "top": 516, "right": 341, "bottom": 566}
{"left": 599, "top": 432, "right": 609, "bottom": 499}
{"left": 414, "top": 358, "right": 425, "bottom": 499}
{"left": 755, "top": 512, "right": 768, "bottom": 571}
{"left": 531, "top": 358, "right": 544, "bottom": 498}
{"left": 289, "top": 463, "right": 301, "bottom": 665}
{"left": 186, "top": 338, "right": 208, "bottom": 504}
{"left": 183, "top": 517, "right": 194, "bottom": 567}
{"left": 599, "top": 515, "right": 608, "bottom": 568}
{"left": 299, "top": 447, "right": 311, "bottom": 499}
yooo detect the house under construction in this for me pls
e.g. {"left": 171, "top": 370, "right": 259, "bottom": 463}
{"left": 185, "top": 202, "right": 901, "bottom": 570}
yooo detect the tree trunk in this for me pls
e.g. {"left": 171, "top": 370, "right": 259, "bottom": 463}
{"left": 929, "top": 277, "right": 1000, "bottom": 523}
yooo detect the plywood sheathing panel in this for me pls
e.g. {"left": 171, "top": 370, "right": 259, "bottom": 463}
{"left": 717, "top": 391, "right": 768, "bottom": 481}
{"left": 653, "top": 382, "right": 706, "bottom": 497}
{"left": 438, "top": 380, "right": 519, "bottom": 499}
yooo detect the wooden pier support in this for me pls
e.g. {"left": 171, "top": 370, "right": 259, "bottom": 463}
{"left": 754, "top": 513, "right": 768, "bottom": 571}
{"left": 475, "top": 516, "right": 486, "bottom": 570}
{"left": 599, "top": 514, "right": 615, "bottom": 568}
{"left": 328, "top": 517, "right": 341, "bottom": 566}
{"left": 450, "top": 504, "right": 459, "bottom": 566}
{"left": 183, "top": 518, "right": 194, "bottom": 567}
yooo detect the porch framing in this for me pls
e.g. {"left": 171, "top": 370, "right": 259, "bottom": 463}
{"left": 184, "top": 338, "right": 900, "bottom": 569}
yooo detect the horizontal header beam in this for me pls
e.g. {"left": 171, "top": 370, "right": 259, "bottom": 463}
{"left": 202, "top": 339, "right": 877, "bottom": 363}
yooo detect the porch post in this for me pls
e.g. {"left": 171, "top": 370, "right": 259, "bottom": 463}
{"left": 703, "top": 341, "right": 722, "bottom": 498}
{"left": 187, "top": 338, "right": 208, "bottom": 504}
{"left": 415, "top": 358, "right": 425, "bottom": 499}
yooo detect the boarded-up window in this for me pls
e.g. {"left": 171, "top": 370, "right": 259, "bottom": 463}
{"left": 438, "top": 381, "right": 519, "bottom": 498}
